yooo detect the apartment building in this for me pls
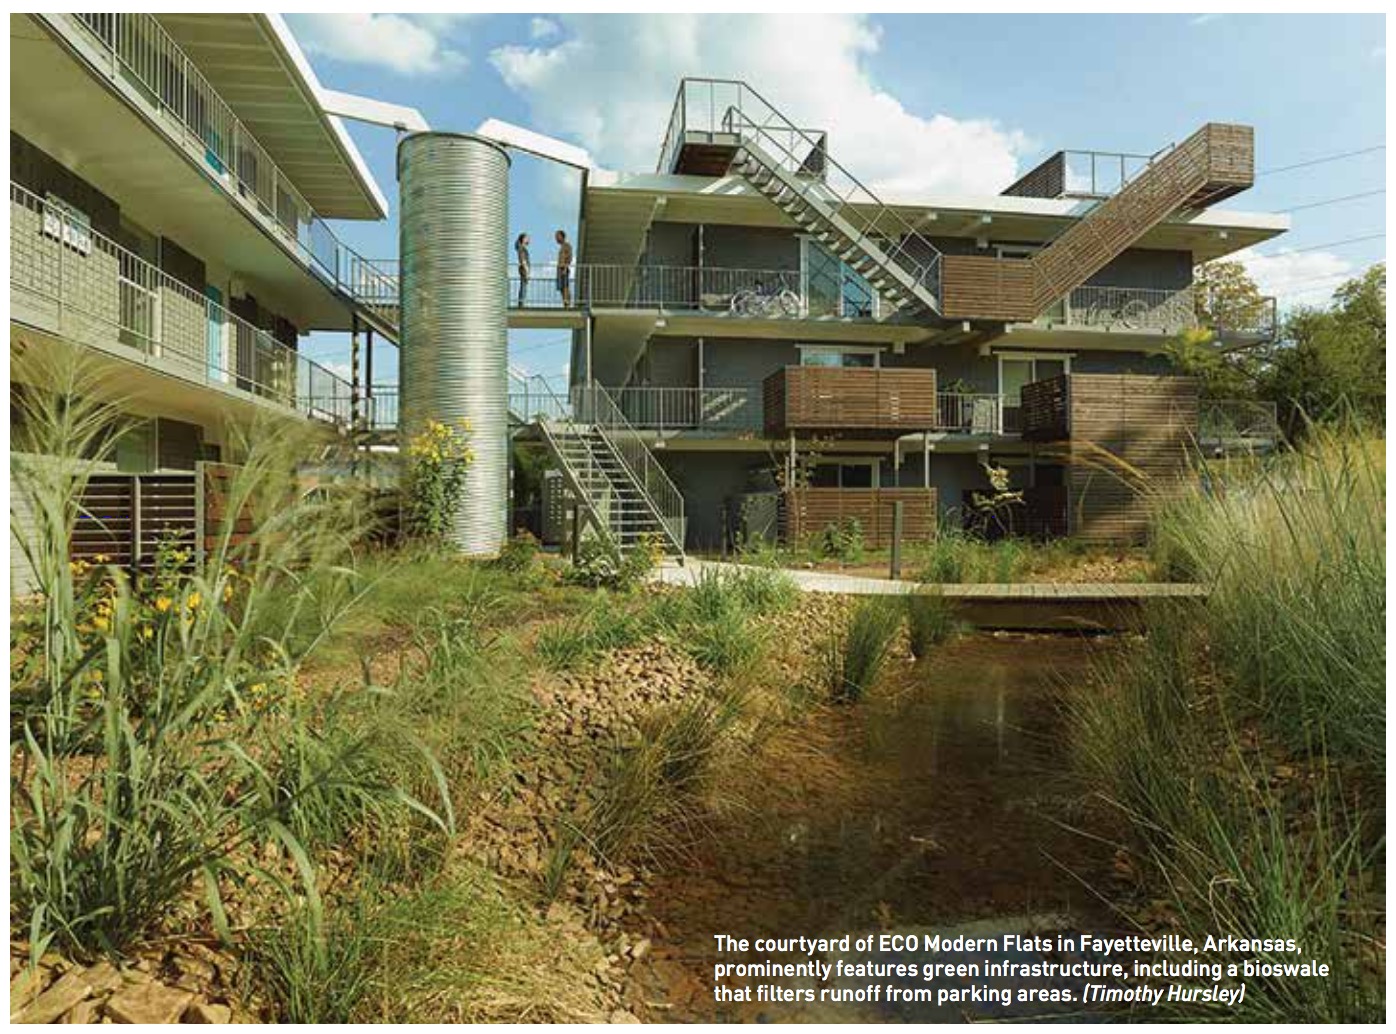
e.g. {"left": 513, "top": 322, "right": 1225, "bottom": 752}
{"left": 9, "top": 13, "right": 397, "bottom": 588}
{"left": 519, "top": 78, "right": 1288, "bottom": 553}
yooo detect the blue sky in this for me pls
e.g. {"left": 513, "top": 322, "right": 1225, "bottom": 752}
{"left": 286, "top": 13, "right": 1386, "bottom": 385}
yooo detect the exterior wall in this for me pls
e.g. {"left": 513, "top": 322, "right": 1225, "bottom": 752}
{"left": 658, "top": 450, "right": 777, "bottom": 551}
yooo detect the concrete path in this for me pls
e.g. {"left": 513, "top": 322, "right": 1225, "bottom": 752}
{"left": 654, "top": 558, "right": 921, "bottom": 596}
{"left": 655, "top": 558, "right": 1205, "bottom": 599}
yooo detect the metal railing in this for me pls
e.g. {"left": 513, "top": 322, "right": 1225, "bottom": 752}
{"left": 657, "top": 78, "right": 943, "bottom": 310}
{"left": 1061, "top": 149, "right": 1169, "bottom": 197}
{"left": 611, "top": 386, "right": 762, "bottom": 433}
{"left": 58, "top": 14, "right": 397, "bottom": 332}
{"left": 10, "top": 182, "right": 352, "bottom": 424}
{"left": 658, "top": 78, "right": 828, "bottom": 179}
{"left": 1199, "top": 399, "right": 1280, "bottom": 446}
{"left": 508, "top": 370, "right": 573, "bottom": 424}
{"left": 504, "top": 263, "right": 892, "bottom": 319}
{"left": 571, "top": 382, "right": 686, "bottom": 550}
{"left": 1051, "top": 284, "right": 1199, "bottom": 333}
{"left": 364, "top": 388, "right": 399, "bottom": 432}
{"left": 1201, "top": 294, "right": 1279, "bottom": 344}
{"left": 936, "top": 393, "right": 1011, "bottom": 435}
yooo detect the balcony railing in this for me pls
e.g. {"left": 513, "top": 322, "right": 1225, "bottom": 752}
{"left": 10, "top": 182, "right": 352, "bottom": 425}
{"left": 658, "top": 78, "right": 829, "bottom": 179}
{"left": 610, "top": 386, "right": 762, "bottom": 433}
{"left": 56, "top": 14, "right": 397, "bottom": 330}
{"left": 936, "top": 392, "right": 1015, "bottom": 435}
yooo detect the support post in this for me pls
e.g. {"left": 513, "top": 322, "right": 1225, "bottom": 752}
{"left": 350, "top": 313, "right": 362, "bottom": 432}
{"left": 570, "top": 499, "right": 581, "bottom": 564}
{"left": 365, "top": 325, "right": 375, "bottom": 425}
{"left": 890, "top": 500, "right": 904, "bottom": 581}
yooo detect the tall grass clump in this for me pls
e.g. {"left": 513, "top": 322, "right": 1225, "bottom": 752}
{"left": 822, "top": 598, "right": 903, "bottom": 703}
{"left": 1073, "top": 422, "right": 1385, "bottom": 1021}
{"left": 1072, "top": 609, "right": 1383, "bottom": 1022}
{"left": 9, "top": 361, "right": 437, "bottom": 960}
{"left": 1150, "top": 426, "right": 1384, "bottom": 768}
{"left": 665, "top": 567, "right": 795, "bottom": 674}
{"left": 905, "top": 590, "right": 959, "bottom": 659}
{"left": 914, "top": 527, "right": 1032, "bottom": 584}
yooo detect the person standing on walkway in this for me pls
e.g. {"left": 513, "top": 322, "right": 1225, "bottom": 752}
{"left": 515, "top": 233, "right": 531, "bottom": 308}
{"left": 555, "top": 229, "right": 573, "bottom": 307}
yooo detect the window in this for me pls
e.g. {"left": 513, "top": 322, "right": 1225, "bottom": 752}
{"left": 809, "top": 458, "right": 879, "bottom": 489}
{"left": 41, "top": 194, "right": 92, "bottom": 255}
{"left": 799, "top": 345, "right": 881, "bottom": 368}
{"left": 998, "top": 353, "right": 1071, "bottom": 433}
{"left": 801, "top": 238, "right": 879, "bottom": 318}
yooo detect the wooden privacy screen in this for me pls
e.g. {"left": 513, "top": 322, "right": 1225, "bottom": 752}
{"left": 941, "top": 122, "right": 1254, "bottom": 321}
{"left": 782, "top": 487, "right": 938, "bottom": 549}
{"left": 72, "top": 474, "right": 199, "bottom": 568}
{"left": 764, "top": 367, "right": 938, "bottom": 435}
{"left": 1055, "top": 374, "right": 1200, "bottom": 544}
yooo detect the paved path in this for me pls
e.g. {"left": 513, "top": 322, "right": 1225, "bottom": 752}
{"left": 654, "top": 558, "right": 1206, "bottom": 600}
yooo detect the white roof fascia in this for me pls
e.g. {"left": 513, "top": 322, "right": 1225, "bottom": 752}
{"left": 263, "top": 13, "right": 391, "bottom": 219}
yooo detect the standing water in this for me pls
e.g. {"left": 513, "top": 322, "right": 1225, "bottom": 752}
{"left": 633, "top": 633, "right": 1127, "bottom": 1021}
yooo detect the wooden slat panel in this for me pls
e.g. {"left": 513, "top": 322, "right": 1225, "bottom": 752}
{"left": 763, "top": 367, "right": 937, "bottom": 434}
{"left": 782, "top": 487, "right": 938, "bottom": 548}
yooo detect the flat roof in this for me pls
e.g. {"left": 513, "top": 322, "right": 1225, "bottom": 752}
{"left": 158, "top": 13, "right": 388, "bottom": 220}
{"left": 584, "top": 171, "right": 1288, "bottom": 263}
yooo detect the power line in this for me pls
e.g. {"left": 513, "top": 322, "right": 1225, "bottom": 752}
{"left": 1257, "top": 144, "right": 1385, "bottom": 177}
{"left": 1279, "top": 189, "right": 1385, "bottom": 213}
{"left": 1256, "top": 231, "right": 1386, "bottom": 258}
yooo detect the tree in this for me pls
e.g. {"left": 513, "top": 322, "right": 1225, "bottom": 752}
{"left": 1194, "top": 259, "right": 1271, "bottom": 338}
{"left": 1260, "top": 263, "right": 1385, "bottom": 433}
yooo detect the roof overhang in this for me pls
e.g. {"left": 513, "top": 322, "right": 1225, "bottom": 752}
{"left": 156, "top": 13, "right": 388, "bottom": 220}
{"left": 584, "top": 171, "right": 1290, "bottom": 264}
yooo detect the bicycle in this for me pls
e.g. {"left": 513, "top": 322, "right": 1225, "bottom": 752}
{"left": 730, "top": 275, "right": 802, "bottom": 319}
{"left": 1083, "top": 297, "right": 1151, "bottom": 329}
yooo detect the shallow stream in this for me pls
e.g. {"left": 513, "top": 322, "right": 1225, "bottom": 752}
{"left": 633, "top": 632, "right": 1128, "bottom": 1022}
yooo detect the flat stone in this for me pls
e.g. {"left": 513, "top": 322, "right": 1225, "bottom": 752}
{"left": 183, "top": 1001, "right": 233, "bottom": 1024}
{"left": 62, "top": 998, "right": 100, "bottom": 1024}
{"left": 11, "top": 963, "right": 116, "bottom": 1025}
{"left": 104, "top": 981, "right": 195, "bottom": 1025}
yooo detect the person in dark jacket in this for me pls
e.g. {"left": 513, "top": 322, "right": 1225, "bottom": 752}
{"left": 515, "top": 233, "right": 531, "bottom": 307}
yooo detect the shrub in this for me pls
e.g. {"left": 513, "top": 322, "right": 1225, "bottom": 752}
{"left": 402, "top": 419, "right": 475, "bottom": 542}
{"left": 905, "top": 591, "right": 958, "bottom": 658}
{"left": 247, "top": 897, "right": 379, "bottom": 1024}
{"left": 493, "top": 531, "right": 542, "bottom": 576}
{"left": 822, "top": 598, "right": 903, "bottom": 703}
{"left": 818, "top": 518, "right": 865, "bottom": 563}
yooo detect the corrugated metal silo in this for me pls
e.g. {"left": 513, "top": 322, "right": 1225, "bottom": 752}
{"left": 398, "top": 132, "right": 510, "bottom": 555}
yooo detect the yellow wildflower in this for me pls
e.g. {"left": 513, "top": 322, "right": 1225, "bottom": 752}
{"left": 154, "top": 596, "right": 173, "bottom": 613}
{"left": 186, "top": 591, "right": 202, "bottom": 611}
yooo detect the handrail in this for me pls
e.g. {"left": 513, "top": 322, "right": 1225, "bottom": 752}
{"left": 654, "top": 78, "right": 943, "bottom": 308}
{"left": 10, "top": 181, "right": 353, "bottom": 425}
{"left": 572, "top": 382, "right": 685, "bottom": 553}
{"left": 58, "top": 13, "right": 397, "bottom": 333}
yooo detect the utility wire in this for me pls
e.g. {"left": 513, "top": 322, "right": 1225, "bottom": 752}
{"left": 1256, "top": 231, "right": 1386, "bottom": 257}
{"left": 1279, "top": 189, "right": 1385, "bottom": 213}
{"left": 1257, "top": 144, "right": 1385, "bottom": 177}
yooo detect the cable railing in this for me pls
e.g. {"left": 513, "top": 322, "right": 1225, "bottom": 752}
{"left": 571, "top": 382, "right": 686, "bottom": 550}
{"left": 59, "top": 13, "right": 397, "bottom": 332}
{"left": 1050, "top": 284, "right": 1199, "bottom": 333}
{"left": 656, "top": 78, "right": 943, "bottom": 310}
{"left": 1199, "top": 399, "right": 1280, "bottom": 446}
{"left": 10, "top": 182, "right": 352, "bottom": 425}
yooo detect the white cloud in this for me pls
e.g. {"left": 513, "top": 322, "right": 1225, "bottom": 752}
{"left": 1233, "top": 247, "right": 1354, "bottom": 300}
{"left": 490, "top": 15, "right": 1030, "bottom": 196}
{"left": 530, "top": 17, "right": 560, "bottom": 40}
{"left": 1190, "top": 14, "right": 1225, "bottom": 26}
{"left": 291, "top": 14, "right": 467, "bottom": 76}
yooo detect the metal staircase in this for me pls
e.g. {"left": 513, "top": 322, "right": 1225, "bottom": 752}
{"left": 660, "top": 79, "right": 943, "bottom": 317}
{"left": 513, "top": 376, "right": 685, "bottom": 559}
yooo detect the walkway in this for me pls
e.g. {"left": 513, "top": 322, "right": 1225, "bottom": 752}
{"left": 654, "top": 559, "right": 1208, "bottom": 630}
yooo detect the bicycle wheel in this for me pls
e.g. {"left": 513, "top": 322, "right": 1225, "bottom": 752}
{"left": 778, "top": 290, "right": 802, "bottom": 318}
{"left": 730, "top": 291, "right": 753, "bottom": 317}
{"left": 1119, "top": 299, "right": 1150, "bottom": 329}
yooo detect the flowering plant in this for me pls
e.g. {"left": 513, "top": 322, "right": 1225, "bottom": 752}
{"left": 403, "top": 419, "right": 476, "bottom": 542}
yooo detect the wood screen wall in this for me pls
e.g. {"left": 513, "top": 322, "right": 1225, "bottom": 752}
{"left": 1058, "top": 374, "right": 1200, "bottom": 544}
{"left": 763, "top": 367, "right": 938, "bottom": 435}
{"left": 781, "top": 487, "right": 938, "bottom": 549}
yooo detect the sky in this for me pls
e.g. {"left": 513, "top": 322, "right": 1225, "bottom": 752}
{"left": 284, "top": 12, "right": 1387, "bottom": 387}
